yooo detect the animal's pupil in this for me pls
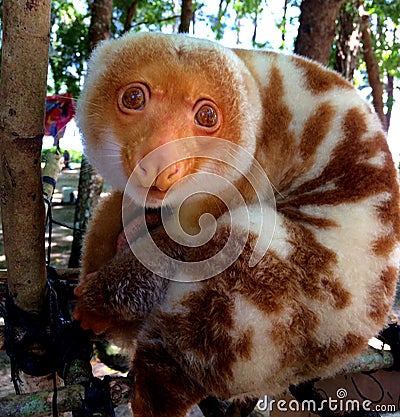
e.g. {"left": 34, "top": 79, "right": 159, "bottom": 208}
{"left": 198, "top": 106, "right": 217, "bottom": 126}
{"left": 124, "top": 88, "right": 144, "bottom": 109}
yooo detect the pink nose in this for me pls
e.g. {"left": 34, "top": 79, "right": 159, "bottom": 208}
{"left": 137, "top": 159, "right": 183, "bottom": 191}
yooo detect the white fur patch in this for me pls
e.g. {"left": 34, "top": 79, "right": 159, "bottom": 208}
{"left": 86, "top": 131, "right": 128, "bottom": 191}
{"left": 365, "top": 151, "right": 386, "bottom": 168}
{"left": 229, "top": 295, "right": 282, "bottom": 396}
{"left": 301, "top": 192, "right": 394, "bottom": 305}
{"left": 218, "top": 204, "right": 292, "bottom": 263}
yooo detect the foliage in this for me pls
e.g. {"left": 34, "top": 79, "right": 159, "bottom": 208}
{"left": 49, "top": 0, "right": 89, "bottom": 97}
{"left": 1, "top": 0, "right": 397, "bottom": 104}
{"left": 112, "top": 0, "right": 176, "bottom": 33}
{"left": 210, "top": 0, "right": 266, "bottom": 44}
{"left": 41, "top": 147, "right": 82, "bottom": 163}
{"left": 209, "top": 0, "right": 232, "bottom": 40}
{"left": 365, "top": 0, "right": 400, "bottom": 78}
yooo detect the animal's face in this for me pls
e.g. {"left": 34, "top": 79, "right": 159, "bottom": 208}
{"left": 77, "top": 33, "right": 262, "bottom": 208}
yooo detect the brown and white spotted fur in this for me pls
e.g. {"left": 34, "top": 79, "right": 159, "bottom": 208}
{"left": 73, "top": 32, "right": 400, "bottom": 417}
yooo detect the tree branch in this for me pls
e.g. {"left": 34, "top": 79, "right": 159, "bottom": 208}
{"left": 122, "top": 0, "right": 138, "bottom": 34}
{"left": 359, "top": 4, "right": 386, "bottom": 128}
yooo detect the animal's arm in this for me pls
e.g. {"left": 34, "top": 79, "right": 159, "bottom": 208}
{"left": 74, "top": 227, "right": 183, "bottom": 335}
{"left": 74, "top": 249, "right": 168, "bottom": 335}
{"left": 80, "top": 190, "right": 123, "bottom": 277}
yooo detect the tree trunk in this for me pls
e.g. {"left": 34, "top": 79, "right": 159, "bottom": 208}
{"left": 69, "top": 0, "right": 113, "bottom": 268}
{"left": 88, "top": 0, "right": 113, "bottom": 51}
{"left": 359, "top": 5, "right": 386, "bottom": 128}
{"left": 334, "top": 0, "right": 363, "bottom": 81}
{"left": 0, "top": 0, "right": 50, "bottom": 312}
{"left": 69, "top": 156, "right": 104, "bottom": 267}
{"left": 178, "top": 0, "right": 193, "bottom": 33}
{"left": 123, "top": 0, "right": 138, "bottom": 34}
{"left": 0, "top": 0, "right": 54, "bottom": 397}
{"left": 294, "top": 0, "right": 346, "bottom": 65}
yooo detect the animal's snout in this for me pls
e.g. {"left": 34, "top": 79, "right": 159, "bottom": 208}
{"left": 136, "top": 155, "right": 187, "bottom": 191}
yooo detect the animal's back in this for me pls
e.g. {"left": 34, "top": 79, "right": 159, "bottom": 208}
{"left": 142, "top": 47, "right": 400, "bottom": 399}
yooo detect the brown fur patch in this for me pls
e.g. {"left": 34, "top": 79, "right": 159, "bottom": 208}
{"left": 133, "top": 342, "right": 208, "bottom": 417}
{"left": 270, "top": 304, "right": 319, "bottom": 367}
{"left": 368, "top": 296, "right": 390, "bottom": 325}
{"left": 367, "top": 267, "right": 398, "bottom": 324}
{"left": 321, "top": 277, "right": 352, "bottom": 310}
{"left": 227, "top": 220, "right": 350, "bottom": 315}
{"left": 147, "top": 278, "right": 243, "bottom": 397}
{"left": 235, "top": 328, "right": 255, "bottom": 360}
{"left": 299, "top": 102, "right": 336, "bottom": 159}
{"left": 232, "top": 247, "right": 299, "bottom": 314}
{"left": 380, "top": 266, "right": 398, "bottom": 295}
{"left": 279, "top": 207, "right": 338, "bottom": 228}
{"left": 272, "top": 304, "right": 366, "bottom": 376}
{"left": 291, "top": 56, "right": 353, "bottom": 94}
{"left": 372, "top": 165, "right": 400, "bottom": 257}
{"left": 280, "top": 108, "right": 396, "bottom": 215}
{"left": 306, "top": 333, "right": 365, "bottom": 371}
{"left": 373, "top": 235, "right": 398, "bottom": 258}
{"left": 259, "top": 65, "right": 297, "bottom": 187}
{"left": 286, "top": 221, "right": 351, "bottom": 309}
{"left": 277, "top": 102, "right": 336, "bottom": 192}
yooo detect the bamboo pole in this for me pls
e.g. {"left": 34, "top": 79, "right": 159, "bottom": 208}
{"left": 0, "top": 0, "right": 51, "bottom": 312}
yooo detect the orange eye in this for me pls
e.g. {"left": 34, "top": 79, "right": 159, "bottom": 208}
{"left": 195, "top": 104, "right": 219, "bottom": 128}
{"left": 118, "top": 84, "right": 148, "bottom": 112}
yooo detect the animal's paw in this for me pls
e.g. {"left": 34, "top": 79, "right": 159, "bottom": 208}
{"left": 73, "top": 272, "right": 115, "bottom": 335}
{"left": 116, "top": 210, "right": 162, "bottom": 254}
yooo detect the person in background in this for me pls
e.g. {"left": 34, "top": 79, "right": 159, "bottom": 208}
{"left": 63, "top": 149, "right": 72, "bottom": 170}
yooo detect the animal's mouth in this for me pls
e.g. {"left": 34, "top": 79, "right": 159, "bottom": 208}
{"left": 148, "top": 187, "right": 167, "bottom": 200}
{"left": 141, "top": 186, "right": 168, "bottom": 208}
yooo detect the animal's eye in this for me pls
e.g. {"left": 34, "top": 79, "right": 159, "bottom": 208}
{"left": 122, "top": 87, "right": 145, "bottom": 110}
{"left": 194, "top": 102, "right": 220, "bottom": 130}
{"left": 118, "top": 83, "right": 148, "bottom": 112}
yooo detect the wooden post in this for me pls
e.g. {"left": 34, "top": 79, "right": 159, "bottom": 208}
{"left": 0, "top": 0, "right": 51, "bottom": 311}
{"left": 0, "top": 0, "right": 54, "bottom": 398}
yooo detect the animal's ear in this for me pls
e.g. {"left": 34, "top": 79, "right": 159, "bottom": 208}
{"left": 232, "top": 48, "right": 257, "bottom": 64}
{"left": 231, "top": 48, "right": 273, "bottom": 80}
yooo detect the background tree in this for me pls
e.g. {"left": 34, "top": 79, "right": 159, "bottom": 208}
{"left": 360, "top": 0, "right": 400, "bottom": 131}
{"left": 88, "top": 0, "right": 112, "bottom": 49}
{"left": 113, "top": 0, "right": 177, "bottom": 34}
{"left": 360, "top": 2, "right": 385, "bottom": 126}
{"left": 334, "top": 0, "right": 363, "bottom": 81}
{"left": 49, "top": 1, "right": 89, "bottom": 97}
{"left": 294, "top": 0, "right": 346, "bottom": 65}
{"left": 0, "top": 0, "right": 52, "bottom": 395}
{"left": 179, "top": 0, "right": 193, "bottom": 33}
{"left": 68, "top": 0, "right": 112, "bottom": 268}
{"left": 331, "top": 0, "right": 399, "bottom": 131}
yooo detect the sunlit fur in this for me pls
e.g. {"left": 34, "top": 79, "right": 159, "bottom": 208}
{"left": 75, "top": 32, "right": 400, "bottom": 417}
